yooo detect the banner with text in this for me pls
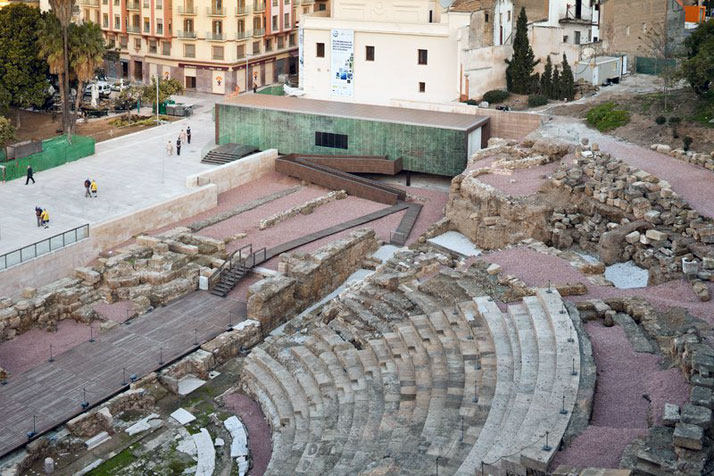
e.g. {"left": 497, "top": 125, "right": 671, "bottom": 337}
{"left": 298, "top": 26, "right": 304, "bottom": 90}
{"left": 330, "top": 29, "right": 354, "bottom": 97}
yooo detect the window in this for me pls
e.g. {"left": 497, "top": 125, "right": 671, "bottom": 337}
{"left": 507, "top": 10, "right": 511, "bottom": 21}
{"left": 284, "top": 12, "right": 289, "bottom": 29}
{"left": 143, "top": 18, "right": 150, "bottom": 33}
{"left": 252, "top": 41, "right": 260, "bottom": 54}
{"left": 428, "top": 10, "right": 433, "bottom": 22}
{"left": 574, "top": 30, "right": 581, "bottom": 44}
{"left": 289, "top": 33, "right": 296, "bottom": 46}
{"left": 418, "top": 81, "right": 425, "bottom": 92}
{"left": 162, "top": 41, "right": 170, "bottom": 55}
{"left": 184, "top": 43, "right": 195, "bottom": 58}
{"left": 156, "top": 19, "right": 163, "bottom": 35}
{"left": 156, "top": 0, "right": 162, "bottom": 8}
{"left": 237, "top": 44, "right": 245, "bottom": 58}
{"left": 277, "top": 36, "right": 284, "bottom": 49}
{"left": 184, "top": 19, "right": 193, "bottom": 32}
{"left": 418, "top": 49, "right": 427, "bottom": 65}
{"left": 485, "top": 12, "right": 489, "bottom": 22}
{"left": 212, "top": 45, "right": 224, "bottom": 60}
{"left": 366, "top": 45, "right": 374, "bottom": 61}
{"left": 149, "top": 39, "right": 157, "bottom": 53}
{"left": 272, "top": 15, "right": 278, "bottom": 30}
{"left": 238, "top": 19, "right": 245, "bottom": 33}
{"left": 134, "top": 38, "right": 141, "bottom": 49}
{"left": 315, "top": 131, "right": 348, "bottom": 149}
{"left": 103, "top": 13, "right": 108, "bottom": 27}
{"left": 107, "top": 38, "right": 115, "bottom": 48}
{"left": 114, "top": 15, "right": 120, "bottom": 29}
{"left": 563, "top": 35, "right": 568, "bottom": 43}
{"left": 316, "top": 42, "right": 325, "bottom": 57}
{"left": 265, "top": 38, "right": 272, "bottom": 51}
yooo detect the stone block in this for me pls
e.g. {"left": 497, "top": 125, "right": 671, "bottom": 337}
{"left": 681, "top": 404, "right": 712, "bottom": 428}
{"left": 75, "top": 267, "right": 101, "bottom": 285}
{"left": 703, "top": 257, "right": 714, "bottom": 270}
{"left": 663, "top": 403, "right": 680, "bottom": 427}
{"left": 645, "top": 229, "right": 667, "bottom": 242}
{"left": 486, "top": 263, "right": 501, "bottom": 275}
{"left": 625, "top": 231, "right": 641, "bottom": 244}
{"left": 21, "top": 288, "right": 36, "bottom": 299}
{"left": 673, "top": 422, "right": 704, "bottom": 450}
{"left": 690, "top": 386, "right": 712, "bottom": 409}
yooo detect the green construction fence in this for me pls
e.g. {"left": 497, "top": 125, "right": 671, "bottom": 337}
{"left": 635, "top": 57, "right": 678, "bottom": 75}
{"left": 0, "top": 135, "right": 95, "bottom": 181}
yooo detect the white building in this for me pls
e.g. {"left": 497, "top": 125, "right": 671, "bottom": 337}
{"left": 299, "top": 0, "right": 514, "bottom": 105}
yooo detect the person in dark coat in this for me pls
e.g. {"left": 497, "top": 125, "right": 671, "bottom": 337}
{"left": 186, "top": 126, "right": 191, "bottom": 144}
{"left": 176, "top": 137, "right": 181, "bottom": 156}
{"left": 35, "top": 206, "right": 42, "bottom": 227}
{"left": 26, "top": 166, "right": 35, "bottom": 185}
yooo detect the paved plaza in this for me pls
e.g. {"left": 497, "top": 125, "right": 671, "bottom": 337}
{"left": 0, "top": 93, "right": 220, "bottom": 255}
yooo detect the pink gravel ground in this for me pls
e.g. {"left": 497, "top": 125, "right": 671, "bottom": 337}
{"left": 223, "top": 392, "right": 272, "bottom": 476}
{"left": 475, "top": 157, "right": 567, "bottom": 197}
{"left": 93, "top": 300, "right": 135, "bottom": 323}
{"left": 0, "top": 319, "right": 91, "bottom": 375}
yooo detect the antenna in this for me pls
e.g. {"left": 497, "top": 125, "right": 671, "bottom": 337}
{"left": 439, "top": 0, "right": 455, "bottom": 9}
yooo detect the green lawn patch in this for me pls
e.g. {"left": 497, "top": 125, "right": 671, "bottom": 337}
{"left": 586, "top": 102, "right": 631, "bottom": 132}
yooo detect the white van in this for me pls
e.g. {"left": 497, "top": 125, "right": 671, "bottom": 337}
{"left": 84, "top": 81, "right": 112, "bottom": 98}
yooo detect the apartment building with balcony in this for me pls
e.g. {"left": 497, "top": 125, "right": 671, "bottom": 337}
{"left": 79, "top": 0, "right": 329, "bottom": 94}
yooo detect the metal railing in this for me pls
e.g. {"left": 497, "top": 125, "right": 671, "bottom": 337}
{"left": 236, "top": 5, "right": 248, "bottom": 15}
{"left": 253, "top": 0, "right": 265, "bottom": 11}
{"left": 0, "top": 224, "right": 89, "bottom": 271}
{"left": 178, "top": 5, "right": 197, "bottom": 14}
{"left": 177, "top": 30, "right": 196, "bottom": 38}
{"left": 252, "top": 28, "right": 264, "bottom": 37}
{"left": 207, "top": 6, "right": 226, "bottom": 15}
{"left": 206, "top": 31, "right": 225, "bottom": 41}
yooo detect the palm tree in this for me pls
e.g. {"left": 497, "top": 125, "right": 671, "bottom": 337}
{"left": 47, "top": 0, "right": 74, "bottom": 142}
{"left": 70, "top": 21, "right": 105, "bottom": 134}
{"left": 38, "top": 15, "right": 65, "bottom": 128}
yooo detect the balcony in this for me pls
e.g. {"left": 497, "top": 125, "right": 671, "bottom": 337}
{"left": 235, "top": 5, "right": 248, "bottom": 15}
{"left": 207, "top": 6, "right": 226, "bottom": 16}
{"left": 177, "top": 30, "right": 196, "bottom": 38}
{"left": 253, "top": 28, "right": 264, "bottom": 37}
{"left": 178, "top": 5, "right": 197, "bottom": 14}
{"left": 126, "top": 25, "right": 141, "bottom": 33}
{"left": 80, "top": 0, "right": 99, "bottom": 7}
{"left": 253, "top": 1, "right": 265, "bottom": 12}
{"left": 142, "top": 0, "right": 149, "bottom": 8}
{"left": 126, "top": 0, "right": 140, "bottom": 10}
{"left": 236, "top": 30, "right": 251, "bottom": 39}
{"left": 206, "top": 32, "right": 226, "bottom": 41}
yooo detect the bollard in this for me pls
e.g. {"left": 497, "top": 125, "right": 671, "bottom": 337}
{"left": 542, "top": 431, "right": 552, "bottom": 451}
{"left": 89, "top": 325, "right": 95, "bottom": 343}
{"left": 48, "top": 344, "right": 54, "bottom": 363}
{"left": 122, "top": 367, "right": 127, "bottom": 386}
{"left": 26, "top": 415, "right": 37, "bottom": 440}
{"left": 546, "top": 280, "right": 552, "bottom": 293}
{"left": 572, "top": 358, "right": 578, "bottom": 376}
{"left": 81, "top": 388, "right": 89, "bottom": 409}
{"left": 560, "top": 395, "right": 568, "bottom": 415}
{"left": 193, "top": 328, "right": 199, "bottom": 346}
{"left": 159, "top": 347, "right": 164, "bottom": 365}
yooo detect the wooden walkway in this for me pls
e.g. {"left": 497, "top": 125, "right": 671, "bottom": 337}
{"left": 0, "top": 292, "right": 244, "bottom": 457}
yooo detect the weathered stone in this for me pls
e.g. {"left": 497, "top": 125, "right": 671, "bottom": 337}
{"left": 21, "top": 288, "right": 36, "bottom": 299}
{"left": 645, "top": 229, "right": 667, "bottom": 242}
{"left": 691, "top": 280, "right": 710, "bottom": 302}
{"left": 663, "top": 403, "right": 680, "bottom": 427}
{"left": 690, "top": 386, "right": 712, "bottom": 409}
{"left": 625, "top": 231, "right": 641, "bottom": 244}
{"left": 673, "top": 422, "right": 704, "bottom": 450}
{"left": 66, "top": 407, "right": 113, "bottom": 437}
{"left": 486, "top": 263, "right": 502, "bottom": 275}
{"left": 680, "top": 403, "right": 712, "bottom": 428}
{"left": 75, "top": 267, "right": 101, "bottom": 285}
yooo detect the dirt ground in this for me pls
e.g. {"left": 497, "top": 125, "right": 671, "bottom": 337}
{"left": 549, "top": 87, "right": 714, "bottom": 151}
{"left": 10, "top": 108, "right": 171, "bottom": 144}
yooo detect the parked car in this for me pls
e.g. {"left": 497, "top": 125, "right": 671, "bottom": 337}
{"left": 84, "top": 81, "right": 112, "bottom": 98}
{"left": 111, "top": 80, "right": 132, "bottom": 92}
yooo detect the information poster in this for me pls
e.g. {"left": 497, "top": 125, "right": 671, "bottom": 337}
{"left": 330, "top": 29, "right": 354, "bottom": 97}
{"left": 298, "top": 26, "right": 304, "bottom": 90}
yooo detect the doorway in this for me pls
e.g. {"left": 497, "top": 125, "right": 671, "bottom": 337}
{"left": 134, "top": 60, "right": 143, "bottom": 81}
{"left": 185, "top": 76, "right": 196, "bottom": 89}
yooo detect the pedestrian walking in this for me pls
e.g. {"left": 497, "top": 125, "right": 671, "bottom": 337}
{"left": 166, "top": 140, "right": 173, "bottom": 156}
{"left": 253, "top": 82, "right": 257, "bottom": 94}
{"left": 186, "top": 126, "right": 191, "bottom": 144}
{"left": 84, "top": 178, "right": 91, "bottom": 198}
{"left": 180, "top": 128, "right": 187, "bottom": 144}
{"left": 90, "top": 179, "right": 98, "bottom": 198}
{"left": 25, "top": 166, "right": 35, "bottom": 185}
{"left": 40, "top": 208, "right": 49, "bottom": 228}
{"left": 35, "top": 206, "right": 42, "bottom": 227}
{"left": 176, "top": 137, "right": 181, "bottom": 156}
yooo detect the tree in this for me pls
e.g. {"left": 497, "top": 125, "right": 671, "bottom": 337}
{"left": 48, "top": 0, "right": 75, "bottom": 143}
{"left": 140, "top": 77, "right": 184, "bottom": 110}
{"left": 0, "top": 4, "right": 49, "bottom": 126}
{"left": 505, "top": 7, "right": 539, "bottom": 94}
{"left": 552, "top": 66, "right": 561, "bottom": 101}
{"left": 559, "top": 54, "right": 575, "bottom": 101}
{"left": 0, "top": 116, "right": 16, "bottom": 159}
{"left": 639, "top": 23, "right": 681, "bottom": 111}
{"left": 680, "top": 19, "right": 714, "bottom": 98}
{"left": 540, "top": 55, "right": 553, "bottom": 98}
{"left": 69, "top": 21, "right": 106, "bottom": 132}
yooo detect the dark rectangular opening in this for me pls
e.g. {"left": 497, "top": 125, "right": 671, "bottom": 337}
{"left": 315, "top": 131, "right": 348, "bottom": 149}
{"left": 316, "top": 42, "right": 325, "bottom": 57}
{"left": 418, "top": 49, "right": 427, "bottom": 65}
{"left": 366, "top": 45, "right": 374, "bottom": 61}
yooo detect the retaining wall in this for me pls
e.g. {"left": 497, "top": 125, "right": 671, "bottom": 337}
{"left": 185, "top": 149, "right": 278, "bottom": 193}
{"left": 389, "top": 100, "right": 543, "bottom": 141}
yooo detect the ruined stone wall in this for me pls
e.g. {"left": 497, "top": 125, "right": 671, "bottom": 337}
{"left": 246, "top": 229, "right": 379, "bottom": 335}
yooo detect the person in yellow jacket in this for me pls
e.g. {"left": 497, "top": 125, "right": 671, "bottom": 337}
{"left": 90, "top": 179, "right": 98, "bottom": 198}
{"left": 40, "top": 209, "right": 49, "bottom": 228}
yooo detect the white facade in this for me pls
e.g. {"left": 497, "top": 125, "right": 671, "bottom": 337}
{"left": 493, "top": 0, "right": 514, "bottom": 46}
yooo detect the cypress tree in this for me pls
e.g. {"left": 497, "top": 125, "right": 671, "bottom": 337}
{"left": 505, "top": 7, "right": 540, "bottom": 94}
{"left": 552, "top": 66, "right": 561, "bottom": 100}
{"left": 559, "top": 53, "right": 576, "bottom": 101}
{"left": 540, "top": 56, "right": 553, "bottom": 97}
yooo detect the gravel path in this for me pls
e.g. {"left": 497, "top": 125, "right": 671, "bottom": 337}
{"left": 223, "top": 392, "right": 272, "bottom": 476}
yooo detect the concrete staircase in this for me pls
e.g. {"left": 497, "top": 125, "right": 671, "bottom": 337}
{"left": 239, "top": 289, "right": 581, "bottom": 475}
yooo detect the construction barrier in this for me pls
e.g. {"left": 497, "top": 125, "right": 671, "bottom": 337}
{"left": 1, "top": 135, "right": 95, "bottom": 182}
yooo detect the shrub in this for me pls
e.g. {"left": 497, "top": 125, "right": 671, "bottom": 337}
{"left": 655, "top": 115, "right": 667, "bottom": 125}
{"left": 464, "top": 99, "right": 478, "bottom": 106}
{"left": 669, "top": 116, "right": 682, "bottom": 138}
{"left": 483, "top": 89, "right": 510, "bottom": 104}
{"left": 683, "top": 136, "right": 693, "bottom": 151}
{"left": 527, "top": 94, "right": 548, "bottom": 107}
{"left": 586, "top": 102, "right": 630, "bottom": 132}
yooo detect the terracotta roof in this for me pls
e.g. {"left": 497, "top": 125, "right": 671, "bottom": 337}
{"left": 450, "top": 0, "right": 490, "bottom": 12}
{"left": 222, "top": 95, "right": 489, "bottom": 132}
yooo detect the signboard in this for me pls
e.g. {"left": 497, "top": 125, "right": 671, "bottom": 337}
{"left": 298, "top": 26, "right": 304, "bottom": 89}
{"left": 330, "top": 28, "right": 354, "bottom": 97}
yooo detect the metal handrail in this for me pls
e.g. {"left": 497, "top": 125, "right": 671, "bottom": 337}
{"left": 0, "top": 224, "right": 89, "bottom": 271}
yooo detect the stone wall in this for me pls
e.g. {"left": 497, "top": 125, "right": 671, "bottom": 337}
{"left": 247, "top": 229, "right": 379, "bottom": 334}
{"left": 185, "top": 149, "right": 278, "bottom": 194}
{"left": 651, "top": 143, "right": 714, "bottom": 171}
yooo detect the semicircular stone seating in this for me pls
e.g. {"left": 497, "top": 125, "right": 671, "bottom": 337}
{"left": 239, "top": 288, "right": 581, "bottom": 475}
